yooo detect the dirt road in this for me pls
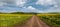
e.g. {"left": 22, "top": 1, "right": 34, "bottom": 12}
{"left": 13, "top": 15, "right": 50, "bottom": 27}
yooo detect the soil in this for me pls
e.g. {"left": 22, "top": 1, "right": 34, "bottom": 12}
{"left": 13, "top": 15, "right": 50, "bottom": 27}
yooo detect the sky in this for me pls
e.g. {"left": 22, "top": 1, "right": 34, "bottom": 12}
{"left": 0, "top": 0, "right": 60, "bottom": 13}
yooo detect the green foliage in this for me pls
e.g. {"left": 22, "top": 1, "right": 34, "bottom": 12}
{"left": 0, "top": 14, "right": 31, "bottom": 27}
{"left": 38, "top": 15, "right": 60, "bottom": 27}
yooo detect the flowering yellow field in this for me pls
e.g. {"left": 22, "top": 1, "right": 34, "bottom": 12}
{"left": 0, "top": 14, "right": 33, "bottom": 16}
{"left": 0, "top": 14, "right": 32, "bottom": 27}
{"left": 37, "top": 14, "right": 60, "bottom": 16}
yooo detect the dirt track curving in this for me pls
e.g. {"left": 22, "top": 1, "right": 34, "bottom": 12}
{"left": 13, "top": 15, "right": 50, "bottom": 27}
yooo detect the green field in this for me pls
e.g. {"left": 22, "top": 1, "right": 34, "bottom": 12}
{"left": 0, "top": 14, "right": 60, "bottom": 27}
{"left": 0, "top": 14, "right": 32, "bottom": 27}
{"left": 38, "top": 14, "right": 60, "bottom": 27}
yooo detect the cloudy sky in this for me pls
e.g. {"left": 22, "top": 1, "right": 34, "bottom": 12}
{"left": 0, "top": 0, "right": 60, "bottom": 13}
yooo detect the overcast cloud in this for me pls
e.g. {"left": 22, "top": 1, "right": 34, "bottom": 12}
{"left": 0, "top": 0, "right": 60, "bottom": 13}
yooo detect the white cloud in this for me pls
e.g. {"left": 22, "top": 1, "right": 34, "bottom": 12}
{"left": 36, "top": 0, "right": 60, "bottom": 8}
{"left": 46, "top": 8, "right": 60, "bottom": 12}
{"left": 0, "top": 2, "right": 4, "bottom": 6}
{"left": 25, "top": 6, "right": 44, "bottom": 13}
{"left": 36, "top": 0, "right": 60, "bottom": 12}
{"left": 47, "top": 0, "right": 60, "bottom": 12}
{"left": 27, "top": 6, "right": 36, "bottom": 10}
{"left": 37, "top": 11, "right": 44, "bottom": 13}
{"left": 36, "top": 0, "right": 56, "bottom": 6}
{"left": 27, "top": 6, "right": 39, "bottom": 12}
{"left": 16, "top": 0, "right": 27, "bottom": 7}
{"left": 0, "top": 0, "right": 60, "bottom": 13}
{"left": 0, "top": 0, "right": 27, "bottom": 7}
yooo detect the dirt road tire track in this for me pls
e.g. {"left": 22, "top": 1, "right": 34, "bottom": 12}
{"left": 13, "top": 15, "right": 50, "bottom": 27}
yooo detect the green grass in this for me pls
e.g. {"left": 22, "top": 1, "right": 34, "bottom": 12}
{"left": 0, "top": 14, "right": 32, "bottom": 27}
{"left": 38, "top": 14, "right": 60, "bottom": 27}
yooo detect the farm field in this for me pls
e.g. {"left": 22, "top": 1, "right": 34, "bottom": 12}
{"left": 37, "top": 14, "right": 60, "bottom": 27}
{"left": 0, "top": 14, "right": 32, "bottom": 27}
{"left": 0, "top": 14, "right": 60, "bottom": 27}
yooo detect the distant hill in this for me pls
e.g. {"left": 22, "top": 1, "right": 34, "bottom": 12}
{"left": 10, "top": 12, "right": 25, "bottom": 14}
{"left": 10, "top": 12, "right": 37, "bottom": 14}
{"left": 0, "top": 12, "right": 60, "bottom": 14}
{"left": 0, "top": 12, "right": 37, "bottom": 14}
{"left": 0, "top": 12, "right": 7, "bottom": 14}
